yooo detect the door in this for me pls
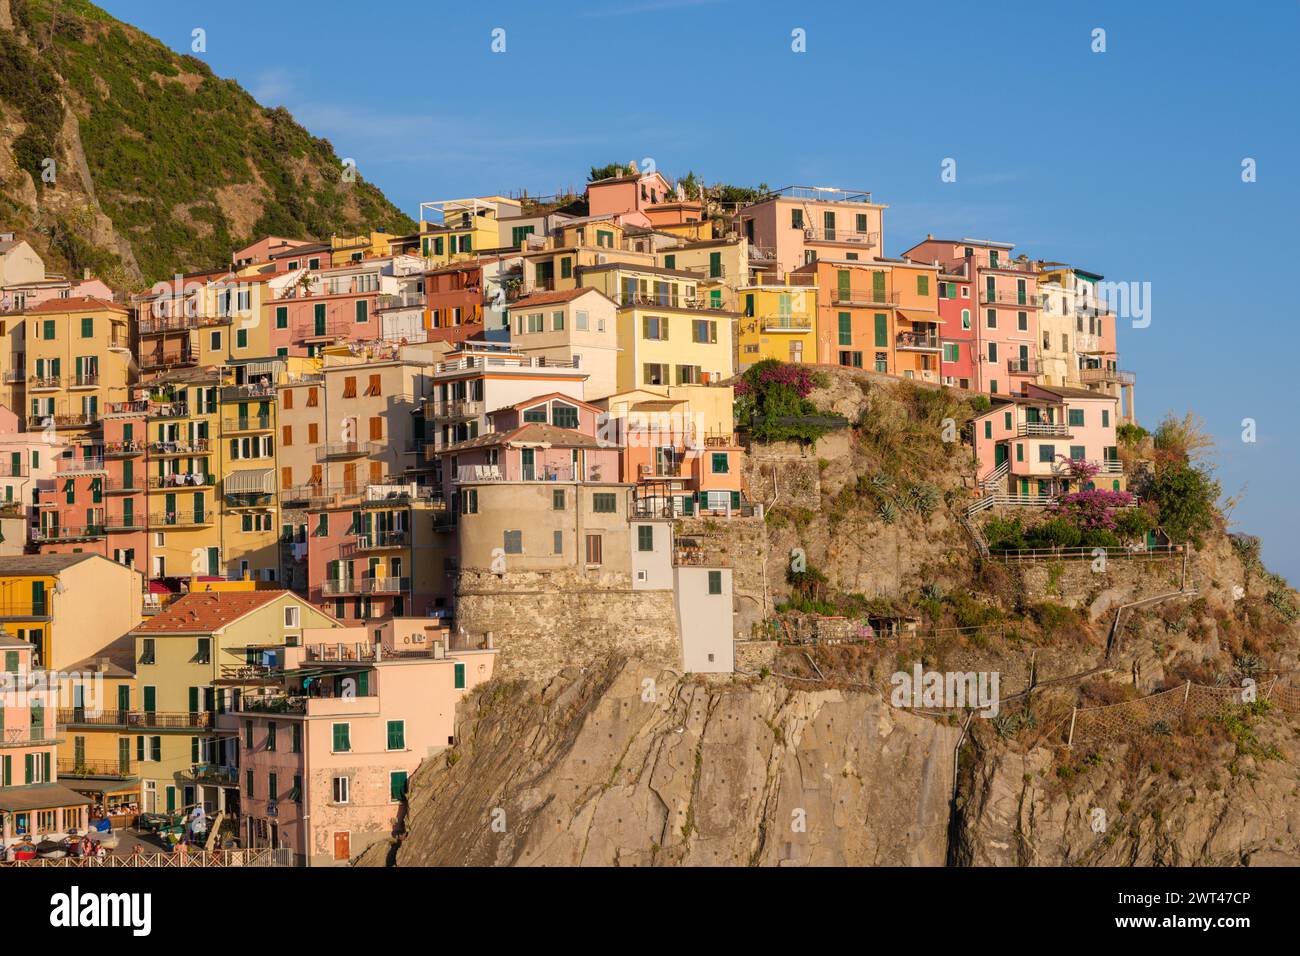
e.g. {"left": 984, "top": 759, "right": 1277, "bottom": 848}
{"left": 836, "top": 270, "right": 850, "bottom": 303}
{"left": 117, "top": 684, "right": 130, "bottom": 718}
{"left": 521, "top": 448, "right": 535, "bottom": 481}
{"left": 333, "top": 831, "right": 350, "bottom": 861}
{"left": 143, "top": 685, "right": 156, "bottom": 715}
{"left": 994, "top": 445, "right": 1008, "bottom": 468}
{"left": 314, "top": 303, "right": 326, "bottom": 336}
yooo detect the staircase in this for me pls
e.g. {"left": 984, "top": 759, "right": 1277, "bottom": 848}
{"left": 958, "top": 512, "right": 990, "bottom": 559}
{"left": 980, "top": 460, "right": 1009, "bottom": 494}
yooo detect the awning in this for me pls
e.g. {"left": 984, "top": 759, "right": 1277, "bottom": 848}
{"left": 223, "top": 468, "right": 276, "bottom": 495}
{"left": 896, "top": 309, "right": 943, "bottom": 325}
{"left": 63, "top": 778, "right": 140, "bottom": 797}
{"left": 0, "top": 782, "right": 94, "bottom": 813}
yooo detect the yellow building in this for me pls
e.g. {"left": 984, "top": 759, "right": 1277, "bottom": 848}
{"left": 0, "top": 553, "right": 143, "bottom": 671}
{"left": 329, "top": 231, "right": 395, "bottom": 266}
{"left": 23, "top": 297, "right": 133, "bottom": 438}
{"left": 129, "top": 590, "right": 339, "bottom": 814}
{"left": 217, "top": 380, "right": 280, "bottom": 581}
{"left": 736, "top": 275, "right": 818, "bottom": 368}
{"left": 416, "top": 197, "right": 521, "bottom": 265}
{"left": 517, "top": 217, "right": 656, "bottom": 296}
{"left": 141, "top": 369, "right": 223, "bottom": 579}
{"left": 578, "top": 263, "right": 736, "bottom": 391}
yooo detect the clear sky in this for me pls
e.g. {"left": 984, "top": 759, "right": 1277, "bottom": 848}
{"left": 100, "top": 0, "right": 1300, "bottom": 580}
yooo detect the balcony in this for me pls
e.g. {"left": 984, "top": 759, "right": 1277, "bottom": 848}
{"left": 223, "top": 415, "right": 272, "bottom": 432}
{"left": 33, "top": 524, "right": 106, "bottom": 543}
{"left": 55, "top": 456, "right": 106, "bottom": 474}
{"left": 896, "top": 331, "right": 941, "bottom": 351}
{"left": 1, "top": 729, "right": 63, "bottom": 749}
{"left": 148, "top": 510, "right": 214, "bottom": 528}
{"left": 322, "top": 576, "right": 409, "bottom": 596}
{"left": 103, "top": 440, "right": 146, "bottom": 458}
{"left": 759, "top": 317, "right": 813, "bottom": 333}
{"left": 2, "top": 369, "right": 25, "bottom": 384}
{"left": 354, "top": 529, "right": 410, "bottom": 550}
{"left": 146, "top": 401, "right": 190, "bottom": 419}
{"left": 830, "top": 289, "right": 899, "bottom": 307}
{"left": 0, "top": 600, "right": 48, "bottom": 618}
{"left": 26, "top": 411, "right": 96, "bottom": 430}
{"left": 148, "top": 473, "right": 213, "bottom": 490}
{"left": 802, "top": 227, "right": 880, "bottom": 247}
{"left": 220, "top": 384, "right": 277, "bottom": 403}
{"left": 58, "top": 708, "right": 213, "bottom": 730}
{"left": 140, "top": 348, "right": 196, "bottom": 370}
{"left": 27, "top": 375, "right": 61, "bottom": 391}
{"left": 1007, "top": 358, "right": 1042, "bottom": 376}
{"left": 106, "top": 400, "right": 150, "bottom": 416}
{"left": 316, "top": 441, "right": 379, "bottom": 461}
{"left": 610, "top": 291, "right": 734, "bottom": 313}
{"left": 57, "top": 758, "right": 137, "bottom": 780}
{"left": 1016, "top": 422, "right": 1071, "bottom": 437}
{"left": 103, "top": 478, "right": 145, "bottom": 494}
{"left": 282, "top": 481, "right": 364, "bottom": 505}
{"left": 69, "top": 373, "right": 100, "bottom": 389}
{"left": 179, "top": 763, "right": 239, "bottom": 787}
{"left": 294, "top": 320, "right": 350, "bottom": 341}
{"left": 104, "top": 514, "right": 147, "bottom": 531}
{"left": 0, "top": 459, "right": 28, "bottom": 477}
{"left": 1080, "top": 367, "right": 1136, "bottom": 386}
{"left": 138, "top": 313, "right": 230, "bottom": 334}
{"left": 980, "top": 290, "right": 1044, "bottom": 307}
{"left": 150, "top": 438, "right": 212, "bottom": 456}
{"left": 425, "top": 399, "right": 484, "bottom": 423}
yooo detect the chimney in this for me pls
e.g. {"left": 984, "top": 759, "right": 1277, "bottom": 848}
{"left": 926, "top": 233, "right": 933, "bottom": 240}
{"left": 485, "top": 631, "right": 494, "bottom": 650}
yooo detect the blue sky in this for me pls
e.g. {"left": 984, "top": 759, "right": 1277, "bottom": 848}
{"left": 101, "top": 0, "right": 1300, "bottom": 579}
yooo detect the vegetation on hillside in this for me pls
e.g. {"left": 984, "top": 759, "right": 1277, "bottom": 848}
{"left": 735, "top": 359, "right": 846, "bottom": 444}
{"left": 1, "top": 0, "right": 414, "bottom": 286}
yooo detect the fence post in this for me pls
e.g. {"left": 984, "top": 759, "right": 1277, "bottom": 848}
{"left": 1066, "top": 707, "right": 1077, "bottom": 747}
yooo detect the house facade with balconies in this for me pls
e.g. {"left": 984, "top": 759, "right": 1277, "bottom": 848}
{"left": 734, "top": 185, "right": 886, "bottom": 279}
{"left": 128, "top": 589, "right": 339, "bottom": 817}
{"left": 503, "top": 288, "right": 620, "bottom": 400}
{"left": 972, "top": 383, "right": 1123, "bottom": 500}
{"left": 736, "top": 273, "right": 818, "bottom": 368}
{"left": 233, "top": 623, "right": 495, "bottom": 864}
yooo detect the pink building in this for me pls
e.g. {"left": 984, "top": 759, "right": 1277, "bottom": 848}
{"left": 434, "top": 393, "right": 621, "bottom": 502}
{"left": 971, "top": 383, "right": 1122, "bottom": 499}
{"left": 585, "top": 169, "right": 675, "bottom": 227}
{"left": 234, "top": 623, "right": 495, "bottom": 865}
{"left": 936, "top": 267, "right": 976, "bottom": 389}
{"left": 0, "top": 632, "right": 92, "bottom": 848}
{"left": 903, "top": 237, "right": 1041, "bottom": 397}
{"left": 268, "top": 263, "right": 388, "bottom": 357}
{"left": 0, "top": 405, "right": 65, "bottom": 546}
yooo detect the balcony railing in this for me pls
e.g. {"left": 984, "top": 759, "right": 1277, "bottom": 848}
{"left": 150, "top": 438, "right": 211, "bottom": 456}
{"left": 354, "top": 529, "right": 410, "bottom": 550}
{"left": 103, "top": 440, "right": 146, "bottom": 457}
{"left": 610, "top": 292, "right": 733, "bottom": 312}
{"left": 223, "top": 416, "right": 272, "bottom": 432}
{"left": 980, "top": 290, "right": 1044, "bottom": 307}
{"left": 58, "top": 708, "right": 212, "bottom": 729}
{"left": 803, "top": 227, "right": 879, "bottom": 246}
{"left": 148, "top": 473, "right": 213, "bottom": 489}
{"left": 140, "top": 349, "right": 196, "bottom": 369}
{"left": 1016, "top": 422, "right": 1070, "bottom": 437}
{"left": 103, "top": 514, "right": 147, "bottom": 531}
{"left": 55, "top": 456, "right": 106, "bottom": 474}
{"left": 758, "top": 317, "right": 814, "bottom": 332}
{"left": 1007, "top": 358, "right": 1042, "bottom": 375}
{"left": 896, "top": 331, "right": 941, "bottom": 350}
{"left": 105, "top": 400, "right": 150, "bottom": 416}
{"left": 138, "top": 313, "right": 230, "bottom": 334}
{"left": 33, "top": 524, "right": 106, "bottom": 542}
{"left": 322, "top": 576, "right": 409, "bottom": 595}
{"left": 316, "top": 442, "right": 379, "bottom": 461}
{"left": 57, "top": 758, "right": 137, "bottom": 779}
{"left": 0, "top": 460, "right": 29, "bottom": 477}
{"left": 425, "top": 399, "right": 484, "bottom": 422}
{"left": 1079, "top": 367, "right": 1137, "bottom": 386}
{"left": 146, "top": 401, "right": 190, "bottom": 419}
{"left": 830, "top": 289, "right": 900, "bottom": 307}
{"left": 0, "top": 600, "right": 48, "bottom": 617}
{"left": 27, "top": 375, "right": 61, "bottom": 390}
{"left": 220, "top": 384, "right": 277, "bottom": 403}
{"left": 70, "top": 373, "right": 100, "bottom": 388}
{"left": 103, "top": 477, "right": 145, "bottom": 493}
{"left": 2, "top": 369, "right": 25, "bottom": 384}
{"left": 148, "top": 510, "right": 213, "bottom": 527}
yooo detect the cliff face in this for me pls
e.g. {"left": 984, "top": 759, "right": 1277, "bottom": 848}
{"left": 364, "top": 655, "right": 959, "bottom": 867}
{"left": 368, "top": 369, "right": 1300, "bottom": 866}
{"left": 0, "top": 0, "right": 413, "bottom": 287}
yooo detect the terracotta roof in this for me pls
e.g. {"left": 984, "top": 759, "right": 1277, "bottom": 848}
{"left": 132, "top": 590, "right": 287, "bottom": 634}
{"left": 24, "top": 296, "right": 125, "bottom": 314}
{"left": 503, "top": 391, "right": 601, "bottom": 413}
{"left": 440, "top": 422, "right": 610, "bottom": 453}
{"left": 506, "top": 288, "right": 607, "bottom": 309}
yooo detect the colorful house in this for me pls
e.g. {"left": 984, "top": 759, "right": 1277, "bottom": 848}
{"left": 235, "top": 622, "right": 495, "bottom": 865}
{"left": 735, "top": 185, "right": 885, "bottom": 278}
{"left": 23, "top": 297, "right": 133, "bottom": 438}
{"left": 503, "top": 287, "right": 620, "bottom": 400}
{"left": 736, "top": 273, "right": 818, "bottom": 368}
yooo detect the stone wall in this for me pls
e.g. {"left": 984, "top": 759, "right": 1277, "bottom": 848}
{"left": 1015, "top": 553, "right": 1186, "bottom": 619}
{"left": 454, "top": 568, "right": 681, "bottom": 679}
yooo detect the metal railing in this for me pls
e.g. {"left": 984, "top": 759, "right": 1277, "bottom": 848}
{"left": 1079, "top": 367, "right": 1136, "bottom": 385}
{"left": 57, "top": 758, "right": 136, "bottom": 779}
{"left": 1016, "top": 422, "right": 1069, "bottom": 437}
{"left": 57, "top": 708, "right": 212, "bottom": 729}
{"left": 223, "top": 416, "right": 272, "bottom": 432}
{"left": 425, "top": 399, "right": 484, "bottom": 422}
{"left": 830, "top": 289, "right": 900, "bottom": 306}
{"left": 33, "top": 525, "right": 106, "bottom": 542}
{"left": 55, "top": 456, "right": 105, "bottom": 474}
{"left": 27, "top": 375, "right": 61, "bottom": 389}
{"left": 354, "top": 529, "right": 410, "bottom": 550}
{"left": 980, "top": 290, "right": 1044, "bottom": 307}
{"left": 148, "top": 510, "right": 214, "bottom": 527}
{"left": 1007, "top": 358, "right": 1042, "bottom": 375}
{"left": 148, "top": 473, "right": 213, "bottom": 489}
{"left": 138, "top": 314, "right": 231, "bottom": 334}
{"left": 610, "top": 291, "right": 732, "bottom": 312}
{"left": 803, "top": 228, "right": 879, "bottom": 246}
{"left": 316, "top": 442, "right": 380, "bottom": 461}
{"left": 896, "top": 331, "right": 941, "bottom": 350}
{"left": 150, "top": 439, "right": 211, "bottom": 455}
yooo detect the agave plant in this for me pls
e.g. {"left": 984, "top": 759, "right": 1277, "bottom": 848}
{"left": 878, "top": 500, "right": 898, "bottom": 524}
